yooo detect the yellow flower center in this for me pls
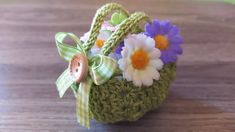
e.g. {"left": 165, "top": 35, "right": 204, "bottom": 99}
{"left": 95, "top": 39, "right": 105, "bottom": 48}
{"left": 131, "top": 49, "right": 149, "bottom": 70}
{"left": 154, "top": 35, "right": 169, "bottom": 50}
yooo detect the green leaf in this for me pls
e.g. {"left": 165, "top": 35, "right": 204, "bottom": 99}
{"left": 111, "top": 12, "right": 120, "bottom": 25}
{"left": 110, "top": 12, "right": 128, "bottom": 26}
{"left": 119, "top": 13, "right": 127, "bottom": 22}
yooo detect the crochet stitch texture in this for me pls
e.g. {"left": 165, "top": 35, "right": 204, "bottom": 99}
{"left": 71, "top": 63, "right": 176, "bottom": 123}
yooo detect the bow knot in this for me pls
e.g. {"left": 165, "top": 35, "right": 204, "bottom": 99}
{"left": 55, "top": 32, "right": 117, "bottom": 128}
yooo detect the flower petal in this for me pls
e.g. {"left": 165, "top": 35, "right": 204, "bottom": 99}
{"left": 121, "top": 47, "right": 129, "bottom": 58}
{"left": 161, "top": 50, "right": 177, "bottom": 63}
{"left": 168, "top": 25, "right": 179, "bottom": 37}
{"left": 145, "top": 36, "right": 155, "bottom": 51}
{"left": 150, "top": 59, "right": 163, "bottom": 70}
{"left": 124, "top": 37, "right": 135, "bottom": 52}
{"left": 90, "top": 46, "right": 100, "bottom": 55}
{"left": 145, "top": 23, "right": 156, "bottom": 37}
{"left": 160, "top": 51, "right": 168, "bottom": 64}
{"left": 152, "top": 19, "right": 161, "bottom": 33}
{"left": 115, "top": 42, "right": 124, "bottom": 54}
{"left": 124, "top": 65, "right": 134, "bottom": 81}
{"left": 101, "top": 21, "right": 117, "bottom": 32}
{"left": 140, "top": 70, "right": 153, "bottom": 86}
{"left": 80, "top": 32, "right": 90, "bottom": 43}
{"left": 149, "top": 48, "right": 161, "bottom": 59}
{"left": 98, "top": 30, "right": 112, "bottom": 40}
{"left": 118, "top": 59, "right": 126, "bottom": 70}
{"left": 167, "top": 51, "right": 178, "bottom": 62}
{"left": 160, "top": 20, "right": 172, "bottom": 35}
{"left": 133, "top": 70, "right": 142, "bottom": 87}
{"left": 145, "top": 66, "right": 160, "bottom": 80}
{"left": 152, "top": 70, "right": 160, "bottom": 81}
{"left": 134, "top": 34, "right": 149, "bottom": 50}
{"left": 169, "top": 44, "right": 183, "bottom": 54}
{"left": 169, "top": 35, "right": 183, "bottom": 45}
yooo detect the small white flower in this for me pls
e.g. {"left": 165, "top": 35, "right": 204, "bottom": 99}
{"left": 80, "top": 30, "right": 112, "bottom": 55}
{"left": 101, "top": 21, "right": 117, "bottom": 32}
{"left": 118, "top": 34, "right": 163, "bottom": 87}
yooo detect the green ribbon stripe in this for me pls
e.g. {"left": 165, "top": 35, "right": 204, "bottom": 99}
{"left": 55, "top": 32, "right": 117, "bottom": 128}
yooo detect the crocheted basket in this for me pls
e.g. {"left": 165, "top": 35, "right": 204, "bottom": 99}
{"left": 89, "top": 63, "right": 176, "bottom": 123}
{"left": 55, "top": 3, "right": 182, "bottom": 128}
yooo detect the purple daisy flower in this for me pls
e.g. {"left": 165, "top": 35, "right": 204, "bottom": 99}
{"left": 144, "top": 19, "right": 183, "bottom": 64}
{"left": 115, "top": 41, "right": 124, "bottom": 54}
{"left": 108, "top": 41, "right": 124, "bottom": 61}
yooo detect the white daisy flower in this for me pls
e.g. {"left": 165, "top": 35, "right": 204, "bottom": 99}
{"left": 118, "top": 34, "right": 163, "bottom": 87}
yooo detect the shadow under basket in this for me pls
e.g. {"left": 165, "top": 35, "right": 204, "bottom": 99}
{"left": 89, "top": 63, "right": 176, "bottom": 123}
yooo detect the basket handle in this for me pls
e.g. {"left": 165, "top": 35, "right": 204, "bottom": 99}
{"left": 101, "top": 12, "right": 151, "bottom": 55}
{"left": 83, "top": 3, "right": 129, "bottom": 52}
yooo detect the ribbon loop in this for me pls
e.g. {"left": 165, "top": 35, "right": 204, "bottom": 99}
{"left": 55, "top": 32, "right": 85, "bottom": 62}
{"left": 89, "top": 55, "right": 117, "bottom": 85}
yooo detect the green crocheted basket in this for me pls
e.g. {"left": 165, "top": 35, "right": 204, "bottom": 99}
{"left": 55, "top": 3, "right": 182, "bottom": 128}
{"left": 89, "top": 63, "right": 176, "bottom": 123}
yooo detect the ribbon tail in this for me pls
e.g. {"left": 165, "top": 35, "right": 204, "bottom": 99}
{"left": 55, "top": 68, "right": 74, "bottom": 98}
{"left": 76, "top": 77, "right": 93, "bottom": 129}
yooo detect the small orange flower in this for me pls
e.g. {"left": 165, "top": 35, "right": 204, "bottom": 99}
{"left": 95, "top": 39, "right": 105, "bottom": 48}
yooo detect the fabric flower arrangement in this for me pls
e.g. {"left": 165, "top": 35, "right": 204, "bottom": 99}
{"left": 80, "top": 14, "right": 183, "bottom": 87}
{"left": 80, "top": 30, "right": 112, "bottom": 56}
{"left": 80, "top": 17, "right": 183, "bottom": 87}
{"left": 80, "top": 12, "right": 127, "bottom": 59}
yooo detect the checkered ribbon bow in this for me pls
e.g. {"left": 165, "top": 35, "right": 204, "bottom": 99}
{"left": 55, "top": 32, "right": 117, "bottom": 128}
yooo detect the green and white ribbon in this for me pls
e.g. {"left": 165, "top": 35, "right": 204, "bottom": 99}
{"left": 89, "top": 55, "right": 117, "bottom": 85}
{"left": 55, "top": 68, "right": 74, "bottom": 98}
{"left": 55, "top": 32, "right": 117, "bottom": 128}
{"left": 76, "top": 77, "right": 92, "bottom": 128}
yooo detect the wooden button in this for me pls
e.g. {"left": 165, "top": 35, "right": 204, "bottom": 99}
{"left": 69, "top": 54, "right": 88, "bottom": 83}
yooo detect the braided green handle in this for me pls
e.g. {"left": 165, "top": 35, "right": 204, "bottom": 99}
{"left": 83, "top": 3, "right": 129, "bottom": 52}
{"left": 101, "top": 12, "right": 151, "bottom": 55}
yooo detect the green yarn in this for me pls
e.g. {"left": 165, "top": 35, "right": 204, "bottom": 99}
{"left": 83, "top": 3, "right": 129, "bottom": 52}
{"left": 70, "top": 63, "right": 175, "bottom": 123}
{"left": 82, "top": 3, "right": 147, "bottom": 55}
{"left": 101, "top": 12, "right": 150, "bottom": 55}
